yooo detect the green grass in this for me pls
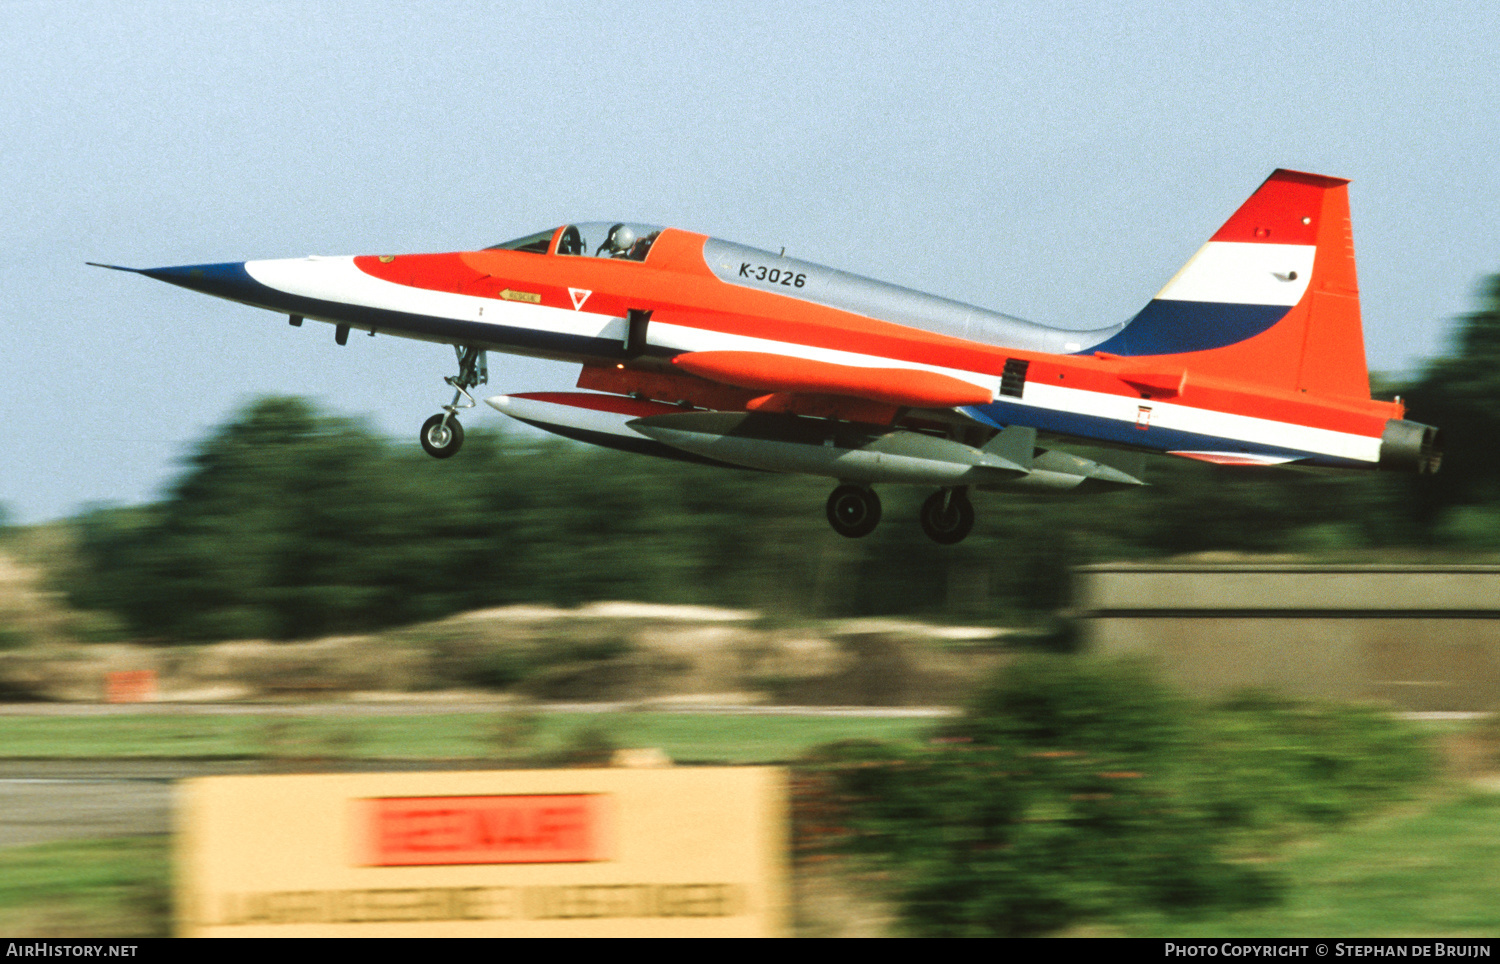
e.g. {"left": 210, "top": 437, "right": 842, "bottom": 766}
{"left": 0, "top": 716, "right": 270, "bottom": 758}
{"left": 0, "top": 711, "right": 932, "bottom": 763}
{"left": 0, "top": 837, "right": 169, "bottom": 938}
{"left": 1117, "top": 789, "right": 1500, "bottom": 938}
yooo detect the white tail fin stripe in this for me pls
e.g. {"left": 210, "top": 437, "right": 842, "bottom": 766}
{"left": 1154, "top": 242, "right": 1315, "bottom": 306}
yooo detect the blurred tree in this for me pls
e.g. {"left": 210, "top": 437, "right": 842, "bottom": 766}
{"left": 1400, "top": 274, "right": 1500, "bottom": 525}
{"left": 69, "top": 398, "right": 407, "bottom": 639}
{"left": 63, "top": 397, "right": 851, "bottom": 639}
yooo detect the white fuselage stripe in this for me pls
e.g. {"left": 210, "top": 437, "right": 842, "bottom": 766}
{"left": 246, "top": 256, "right": 1377, "bottom": 463}
{"left": 245, "top": 257, "right": 1002, "bottom": 396}
{"left": 1017, "top": 381, "right": 1380, "bottom": 462}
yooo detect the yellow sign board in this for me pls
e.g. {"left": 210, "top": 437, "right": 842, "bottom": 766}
{"left": 177, "top": 767, "right": 786, "bottom": 937}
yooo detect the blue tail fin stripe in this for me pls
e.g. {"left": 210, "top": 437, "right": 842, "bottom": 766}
{"left": 1081, "top": 300, "right": 1288, "bottom": 357}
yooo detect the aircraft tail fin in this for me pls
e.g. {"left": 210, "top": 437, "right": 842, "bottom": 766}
{"left": 1087, "top": 169, "right": 1372, "bottom": 400}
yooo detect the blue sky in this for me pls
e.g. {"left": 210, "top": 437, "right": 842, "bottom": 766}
{"left": 3, "top": 0, "right": 1497, "bottom": 523}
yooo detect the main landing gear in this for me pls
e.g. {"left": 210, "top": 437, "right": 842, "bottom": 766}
{"left": 919, "top": 488, "right": 974, "bottom": 545}
{"left": 825, "top": 484, "right": 976, "bottom": 544}
{"left": 421, "top": 345, "right": 487, "bottom": 459}
{"left": 826, "top": 484, "right": 882, "bottom": 538}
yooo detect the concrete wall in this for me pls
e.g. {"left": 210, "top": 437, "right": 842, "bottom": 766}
{"left": 1076, "top": 565, "right": 1500, "bottom": 711}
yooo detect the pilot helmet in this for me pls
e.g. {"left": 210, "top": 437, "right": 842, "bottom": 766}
{"left": 608, "top": 224, "right": 637, "bottom": 254}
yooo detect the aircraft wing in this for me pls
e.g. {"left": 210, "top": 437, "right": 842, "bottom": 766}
{"left": 668, "top": 350, "right": 994, "bottom": 409}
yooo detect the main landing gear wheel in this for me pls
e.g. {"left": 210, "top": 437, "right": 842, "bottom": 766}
{"left": 421, "top": 413, "right": 464, "bottom": 459}
{"left": 920, "top": 488, "right": 975, "bottom": 545}
{"left": 827, "top": 484, "right": 882, "bottom": 538}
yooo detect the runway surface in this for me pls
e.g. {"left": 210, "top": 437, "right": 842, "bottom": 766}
{"left": 0, "top": 758, "right": 604, "bottom": 849}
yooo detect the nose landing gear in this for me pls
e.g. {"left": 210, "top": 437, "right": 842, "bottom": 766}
{"left": 420, "top": 345, "right": 487, "bottom": 459}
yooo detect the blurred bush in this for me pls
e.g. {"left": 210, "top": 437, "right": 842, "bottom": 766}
{"left": 420, "top": 623, "right": 644, "bottom": 699}
{"left": 801, "top": 658, "right": 1433, "bottom": 937}
{"left": 1191, "top": 692, "right": 1434, "bottom": 836}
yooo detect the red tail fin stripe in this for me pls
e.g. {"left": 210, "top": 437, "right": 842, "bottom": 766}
{"left": 1208, "top": 169, "right": 1341, "bottom": 245}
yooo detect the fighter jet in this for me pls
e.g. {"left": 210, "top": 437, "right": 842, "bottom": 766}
{"left": 94, "top": 169, "right": 1441, "bottom": 544}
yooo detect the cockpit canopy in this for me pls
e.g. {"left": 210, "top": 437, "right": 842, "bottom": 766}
{"left": 488, "top": 222, "right": 664, "bottom": 261}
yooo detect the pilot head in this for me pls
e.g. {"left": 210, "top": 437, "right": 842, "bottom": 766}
{"left": 606, "top": 224, "right": 637, "bottom": 256}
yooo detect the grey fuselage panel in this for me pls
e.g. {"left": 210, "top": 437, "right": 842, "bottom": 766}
{"left": 701, "top": 238, "right": 1123, "bottom": 354}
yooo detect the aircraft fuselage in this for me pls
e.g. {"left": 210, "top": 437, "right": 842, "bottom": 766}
{"left": 102, "top": 172, "right": 1443, "bottom": 543}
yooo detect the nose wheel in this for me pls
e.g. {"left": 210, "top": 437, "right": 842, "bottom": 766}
{"left": 421, "top": 413, "right": 464, "bottom": 459}
{"left": 420, "top": 345, "right": 487, "bottom": 459}
{"left": 827, "top": 484, "right": 881, "bottom": 538}
{"left": 920, "top": 488, "right": 974, "bottom": 544}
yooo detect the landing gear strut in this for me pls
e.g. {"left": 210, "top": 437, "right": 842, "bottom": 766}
{"left": 826, "top": 484, "right": 881, "bottom": 538}
{"left": 920, "top": 487, "right": 974, "bottom": 544}
{"left": 421, "top": 345, "right": 487, "bottom": 459}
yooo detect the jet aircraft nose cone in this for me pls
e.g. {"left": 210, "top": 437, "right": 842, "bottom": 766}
{"left": 136, "top": 261, "right": 260, "bottom": 301}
